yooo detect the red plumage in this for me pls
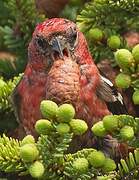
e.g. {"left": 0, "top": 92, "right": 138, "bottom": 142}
{"left": 13, "top": 18, "right": 125, "bottom": 152}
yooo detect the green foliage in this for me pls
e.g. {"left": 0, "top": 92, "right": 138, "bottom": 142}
{"left": 0, "top": 74, "right": 22, "bottom": 110}
{"left": 118, "top": 150, "right": 139, "bottom": 179}
{"left": 0, "top": 1, "right": 10, "bottom": 27}
{"left": 0, "top": 0, "right": 46, "bottom": 78}
{"left": 61, "top": 0, "right": 85, "bottom": 21}
{"left": 92, "top": 115, "right": 139, "bottom": 147}
{"left": 0, "top": 134, "right": 25, "bottom": 173}
{"left": 2, "top": 100, "right": 139, "bottom": 179}
{"left": 77, "top": 0, "right": 139, "bottom": 62}
{"left": 0, "top": 101, "right": 118, "bottom": 179}
{"left": 0, "top": 74, "right": 22, "bottom": 133}
{"left": 37, "top": 133, "right": 73, "bottom": 179}
{"left": 114, "top": 45, "right": 139, "bottom": 104}
{"left": 64, "top": 150, "right": 98, "bottom": 180}
{"left": 0, "top": 0, "right": 139, "bottom": 179}
{"left": 0, "top": 131, "right": 118, "bottom": 179}
{"left": 0, "top": 1, "right": 10, "bottom": 49}
{"left": 0, "top": 57, "right": 18, "bottom": 79}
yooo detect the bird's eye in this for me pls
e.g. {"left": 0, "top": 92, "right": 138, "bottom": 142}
{"left": 35, "top": 37, "right": 49, "bottom": 53}
{"left": 67, "top": 27, "right": 78, "bottom": 50}
{"left": 71, "top": 30, "right": 77, "bottom": 40}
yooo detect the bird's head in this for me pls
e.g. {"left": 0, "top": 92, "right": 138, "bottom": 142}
{"left": 28, "top": 18, "right": 93, "bottom": 71}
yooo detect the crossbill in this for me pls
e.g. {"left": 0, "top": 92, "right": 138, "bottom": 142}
{"left": 12, "top": 18, "right": 127, "bottom": 153}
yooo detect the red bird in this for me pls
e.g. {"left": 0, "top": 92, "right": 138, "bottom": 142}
{"left": 12, "top": 18, "right": 126, "bottom": 152}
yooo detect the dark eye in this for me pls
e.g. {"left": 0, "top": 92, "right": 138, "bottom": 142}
{"left": 35, "top": 37, "right": 49, "bottom": 53}
{"left": 67, "top": 27, "right": 78, "bottom": 49}
{"left": 71, "top": 29, "right": 77, "bottom": 39}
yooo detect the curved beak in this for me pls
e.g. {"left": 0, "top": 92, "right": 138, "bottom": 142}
{"left": 51, "top": 37, "right": 64, "bottom": 59}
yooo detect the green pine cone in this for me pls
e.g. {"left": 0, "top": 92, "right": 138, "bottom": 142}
{"left": 21, "top": 135, "right": 35, "bottom": 146}
{"left": 107, "top": 35, "right": 121, "bottom": 49}
{"left": 120, "top": 126, "right": 134, "bottom": 141}
{"left": 102, "top": 158, "right": 116, "bottom": 172}
{"left": 87, "top": 151, "right": 105, "bottom": 168}
{"left": 132, "top": 90, "right": 139, "bottom": 105}
{"left": 115, "top": 49, "right": 134, "bottom": 68}
{"left": 20, "top": 144, "right": 39, "bottom": 162}
{"left": 91, "top": 121, "right": 107, "bottom": 137}
{"left": 40, "top": 100, "right": 58, "bottom": 120}
{"left": 103, "top": 115, "right": 119, "bottom": 131}
{"left": 29, "top": 161, "right": 45, "bottom": 178}
{"left": 88, "top": 28, "right": 103, "bottom": 41}
{"left": 35, "top": 119, "right": 53, "bottom": 135}
{"left": 115, "top": 73, "right": 131, "bottom": 89}
{"left": 70, "top": 119, "right": 88, "bottom": 135}
{"left": 132, "top": 44, "right": 139, "bottom": 64}
{"left": 56, "top": 123, "right": 70, "bottom": 135}
{"left": 72, "top": 158, "right": 89, "bottom": 174}
{"left": 57, "top": 104, "right": 75, "bottom": 123}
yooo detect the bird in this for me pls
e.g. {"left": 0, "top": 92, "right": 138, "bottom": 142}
{"left": 12, "top": 18, "right": 127, "bottom": 153}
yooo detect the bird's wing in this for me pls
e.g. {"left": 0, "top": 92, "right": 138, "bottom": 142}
{"left": 11, "top": 78, "right": 23, "bottom": 123}
{"left": 96, "top": 75, "right": 127, "bottom": 114}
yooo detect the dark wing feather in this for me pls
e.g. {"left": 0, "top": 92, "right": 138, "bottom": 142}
{"left": 11, "top": 79, "right": 22, "bottom": 123}
{"left": 96, "top": 75, "right": 128, "bottom": 115}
